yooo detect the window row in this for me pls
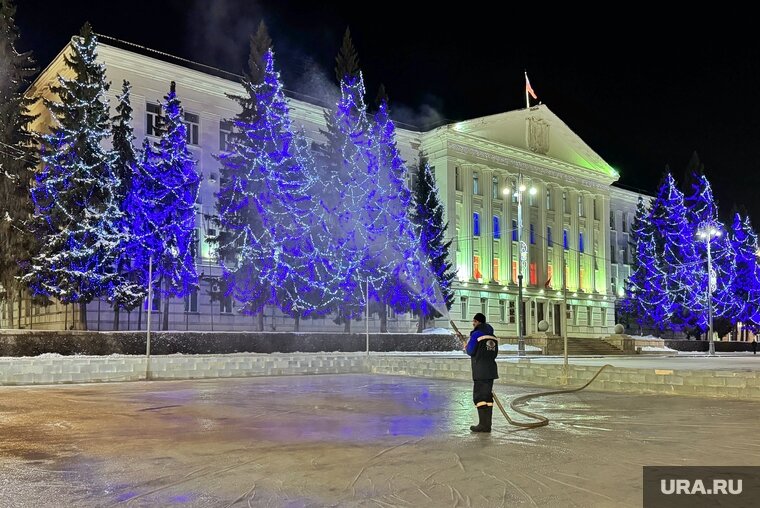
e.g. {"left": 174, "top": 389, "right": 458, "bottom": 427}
{"left": 458, "top": 297, "right": 607, "bottom": 327}
{"left": 472, "top": 213, "right": 585, "bottom": 251}
{"left": 147, "top": 103, "right": 236, "bottom": 150}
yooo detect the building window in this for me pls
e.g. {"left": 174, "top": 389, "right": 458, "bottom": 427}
{"left": 473, "top": 172, "right": 479, "bottom": 195}
{"left": 529, "top": 191, "right": 537, "bottom": 207}
{"left": 455, "top": 227, "right": 460, "bottom": 252}
{"left": 493, "top": 258, "right": 500, "bottom": 281}
{"left": 184, "top": 289, "right": 198, "bottom": 313}
{"left": 563, "top": 229, "right": 569, "bottom": 250}
{"left": 563, "top": 191, "right": 569, "bottom": 214}
{"left": 511, "top": 178, "right": 518, "bottom": 203}
{"left": 146, "top": 102, "right": 162, "bottom": 136}
{"left": 191, "top": 229, "right": 200, "bottom": 259}
{"left": 493, "top": 216, "right": 500, "bottom": 239}
{"left": 184, "top": 112, "right": 200, "bottom": 145}
{"left": 529, "top": 262, "right": 537, "bottom": 285}
{"left": 611, "top": 248, "right": 617, "bottom": 264}
{"left": 481, "top": 298, "right": 487, "bottom": 317}
{"left": 219, "top": 119, "right": 233, "bottom": 150}
{"left": 579, "top": 265, "right": 585, "bottom": 291}
{"left": 530, "top": 224, "right": 535, "bottom": 244}
{"left": 455, "top": 167, "right": 461, "bottom": 191}
{"left": 508, "top": 301, "right": 515, "bottom": 323}
{"left": 145, "top": 290, "right": 160, "bottom": 311}
{"left": 473, "top": 255, "right": 482, "bottom": 280}
{"left": 579, "top": 232, "right": 584, "bottom": 253}
{"left": 473, "top": 213, "right": 480, "bottom": 236}
{"left": 511, "top": 219, "right": 518, "bottom": 241}
{"left": 547, "top": 226, "right": 553, "bottom": 247}
{"left": 460, "top": 297, "right": 467, "bottom": 319}
{"left": 578, "top": 195, "right": 585, "bottom": 217}
{"left": 547, "top": 264, "right": 553, "bottom": 288}
{"left": 220, "top": 293, "right": 233, "bottom": 314}
{"left": 611, "top": 277, "right": 617, "bottom": 295}
{"left": 610, "top": 210, "right": 615, "bottom": 229}
{"left": 492, "top": 176, "right": 498, "bottom": 199}
{"left": 622, "top": 212, "right": 628, "bottom": 233}
{"left": 512, "top": 260, "right": 518, "bottom": 283}
{"left": 546, "top": 188, "right": 553, "bottom": 210}
{"left": 499, "top": 300, "right": 506, "bottom": 322}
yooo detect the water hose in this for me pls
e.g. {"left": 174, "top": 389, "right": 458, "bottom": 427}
{"left": 492, "top": 363, "right": 612, "bottom": 428}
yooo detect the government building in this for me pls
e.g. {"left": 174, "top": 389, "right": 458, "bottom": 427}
{"left": 0, "top": 37, "right": 648, "bottom": 337}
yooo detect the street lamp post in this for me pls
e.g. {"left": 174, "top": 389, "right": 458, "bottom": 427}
{"left": 698, "top": 225, "right": 721, "bottom": 356}
{"left": 504, "top": 175, "right": 536, "bottom": 357}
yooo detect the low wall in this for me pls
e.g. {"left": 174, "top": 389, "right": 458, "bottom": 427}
{"left": 664, "top": 340, "right": 756, "bottom": 352}
{"left": 0, "top": 330, "right": 459, "bottom": 356}
{"left": 370, "top": 357, "right": 760, "bottom": 401}
{"left": 0, "top": 353, "right": 369, "bottom": 385}
{"left": 1, "top": 353, "right": 758, "bottom": 401}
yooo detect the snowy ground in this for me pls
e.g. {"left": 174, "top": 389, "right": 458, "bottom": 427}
{"left": 1, "top": 374, "right": 759, "bottom": 507}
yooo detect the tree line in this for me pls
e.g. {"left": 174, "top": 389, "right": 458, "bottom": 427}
{"left": 622, "top": 157, "right": 760, "bottom": 338}
{"left": 0, "top": 10, "right": 455, "bottom": 331}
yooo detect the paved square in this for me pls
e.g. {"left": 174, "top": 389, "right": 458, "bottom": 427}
{"left": 1, "top": 374, "right": 758, "bottom": 506}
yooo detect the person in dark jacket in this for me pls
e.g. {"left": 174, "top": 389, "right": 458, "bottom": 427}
{"left": 457, "top": 312, "right": 499, "bottom": 432}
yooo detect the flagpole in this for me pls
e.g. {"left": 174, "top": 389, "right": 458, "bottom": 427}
{"left": 525, "top": 71, "right": 529, "bottom": 108}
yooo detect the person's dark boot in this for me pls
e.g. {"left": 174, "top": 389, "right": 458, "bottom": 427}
{"left": 470, "top": 406, "right": 492, "bottom": 433}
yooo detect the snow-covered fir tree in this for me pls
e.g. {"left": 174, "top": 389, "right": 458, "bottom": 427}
{"left": 0, "top": 0, "right": 38, "bottom": 328}
{"left": 109, "top": 80, "right": 145, "bottom": 329}
{"left": 24, "top": 24, "right": 122, "bottom": 330}
{"left": 126, "top": 81, "right": 200, "bottom": 331}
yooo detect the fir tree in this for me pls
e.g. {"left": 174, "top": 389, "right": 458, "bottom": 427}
{"left": 109, "top": 80, "right": 145, "bottom": 329}
{"left": 410, "top": 152, "right": 456, "bottom": 328}
{"left": 313, "top": 28, "right": 368, "bottom": 332}
{"left": 212, "top": 21, "right": 272, "bottom": 330}
{"left": 369, "top": 97, "right": 434, "bottom": 331}
{"left": 217, "top": 50, "right": 339, "bottom": 329}
{"left": 0, "top": 0, "right": 37, "bottom": 328}
{"left": 126, "top": 81, "right": 200, "bottom": 331}
{"left": 729, "top": 213, "right": 760, "bottom": 330}
{"left": 23, "top": 24, "right": 122, "bottom": 330}
{"left": 624, "top": 196, "right": 668, "bottom": 331}
{"left": 649, "top": 173, "right": 703, "bottom": 333}
{"left": 684, "top": 171, "right": 736, "bottom": 327}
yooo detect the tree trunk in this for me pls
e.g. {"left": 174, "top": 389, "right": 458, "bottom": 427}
{"left": 162, "top": 291, "right": 170, "bottom": 331}
{"left": 7, "top": 292, "right": 14, "bottom": 329}
{"left": 79, "top": 301, "right": 88, "bottom": 330}
{"left": 64, "top": 303, "right": 68, "bottom": 330}
{"left": 17, "top": 290, "right": 22, "bottom": 329}
{"left": 417, "top": 314, "right": 425, "bottom": 333}
{"left": 379, "top": 304, "right": 388, "bottom": 333}
{"left": 114, "top": 305, "right": 120, "bottom": 331}
{"left": 137, "top": 302, "right": 142, "bottom": 330}
{"left": 256, "top": 311, "right": 263, "bottom": 332}
{"left": 344, "top": 313, "right": 350, "bottom": 333}
{"left": 294, "top": 313, "right": 300, "bottom": 332}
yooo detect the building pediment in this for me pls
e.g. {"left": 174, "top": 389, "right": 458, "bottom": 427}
{"left": 447, "top": 104, "right": 618, "bottom": 181}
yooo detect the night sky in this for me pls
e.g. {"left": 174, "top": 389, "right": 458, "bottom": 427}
{"left": 14, "top": 1, "right": 760, "bottom": 222}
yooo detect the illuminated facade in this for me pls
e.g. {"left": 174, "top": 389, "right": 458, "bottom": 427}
{"left": 1, "top": 39, "right": 642, "bottom": 337}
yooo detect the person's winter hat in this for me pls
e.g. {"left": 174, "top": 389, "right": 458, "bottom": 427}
{"left": 473, "top": 313, "right": 486, "bottom": 323}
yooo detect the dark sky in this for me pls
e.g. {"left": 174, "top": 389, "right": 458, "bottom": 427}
{"left": 14, "top": 1, "right": 760, "bottom": 223}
